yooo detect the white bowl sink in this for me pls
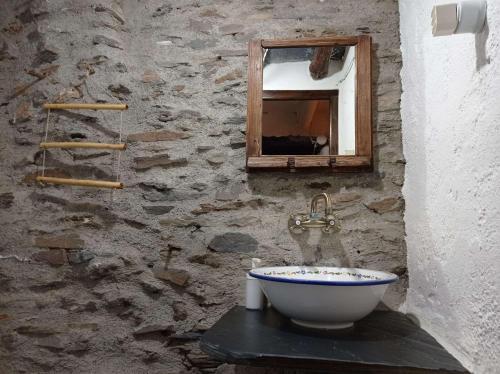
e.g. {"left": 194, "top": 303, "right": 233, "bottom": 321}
{"left": 249, "top": 266, "right": 398, "bottom": 330}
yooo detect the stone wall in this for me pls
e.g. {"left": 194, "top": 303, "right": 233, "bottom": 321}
{"left": 0, "top": 1, "right": 405, "bottom": 373}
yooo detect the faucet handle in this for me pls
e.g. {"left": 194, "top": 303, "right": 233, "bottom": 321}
{"left": 289, "top": 214, "right": 307, "bottom": 234}
{"left": 321, "top": 214, "right": 336, "bottom": 233}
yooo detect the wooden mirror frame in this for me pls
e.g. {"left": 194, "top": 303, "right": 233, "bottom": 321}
{"left": 246, "top": 36, "right": 372, "bottom": 171}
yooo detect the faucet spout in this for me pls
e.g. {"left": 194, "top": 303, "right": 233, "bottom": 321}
{"left": 310, "top": 193, "right": 332, "bottom": 217}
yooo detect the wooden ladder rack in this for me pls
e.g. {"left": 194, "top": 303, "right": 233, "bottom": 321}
{"left": 40, "top": 142, "right": 127, "bottom": 150}
{"left": 36, "top": 177, "right": 123, "bottom": 189}
{"left": 36, "top": 102, "right": 127, "bottom": 189}
{"left": 42, "top": 103, "right": 128, "bottom": 110}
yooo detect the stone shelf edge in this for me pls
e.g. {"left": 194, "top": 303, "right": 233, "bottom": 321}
{"left": 200, "top": 306, "right": 469, "bottom": 373}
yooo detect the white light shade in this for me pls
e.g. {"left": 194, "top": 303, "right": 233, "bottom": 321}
{"left": 456, "top": 0, "right": 487, "bottom": 34}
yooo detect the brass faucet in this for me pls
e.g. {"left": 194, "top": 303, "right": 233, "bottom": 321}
{"left": 289, "top": 193, "right": 337, "bottom": 234}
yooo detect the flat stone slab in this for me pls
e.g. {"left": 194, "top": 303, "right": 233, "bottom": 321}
{"left": 200, "top": 306, "right": 468, "bottom": 373}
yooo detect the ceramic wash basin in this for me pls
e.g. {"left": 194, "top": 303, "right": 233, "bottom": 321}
{"left": 249, "top": 266, "right": 398, "bottom": 329}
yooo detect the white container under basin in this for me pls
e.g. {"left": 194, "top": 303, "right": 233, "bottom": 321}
{"left": 249, "top": 266, "right": 398, "bottom": 329}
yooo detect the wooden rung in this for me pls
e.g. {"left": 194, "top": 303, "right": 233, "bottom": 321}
{"left": 36, "top": 176, "right": 123, "bottom": 189}
{"left": 42, "top": 103, "right": 128, "bottom": 110}
{"left": 40, "top": 142, "right": 126, "bottom": 150}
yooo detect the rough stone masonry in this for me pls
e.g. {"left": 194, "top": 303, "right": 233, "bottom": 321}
{"left": 0, "top": 1, "right": 405, "bottom": 373}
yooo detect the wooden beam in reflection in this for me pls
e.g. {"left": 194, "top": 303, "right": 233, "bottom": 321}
{"left": 261, "top": 37, "right": 358, "bottom": 48}
{"left": 309, "top": 47, "right": 334, "bottom": 80}
{"left": 262, "top": 90, "right": 337, "bottom": 100}
{"left": 303, "top": 101, "right": 319, "bottom": 134}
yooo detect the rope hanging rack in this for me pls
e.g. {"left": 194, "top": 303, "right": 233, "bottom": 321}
{"left": 42, "top": 103, "right": 128, "bottom": 110}
{"left": 36, "top": 102, "right": 127, "bottom": 190}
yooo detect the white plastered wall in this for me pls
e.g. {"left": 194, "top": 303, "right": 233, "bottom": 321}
{"left": 399, "top": 1, "right": 500, "bottom": 373}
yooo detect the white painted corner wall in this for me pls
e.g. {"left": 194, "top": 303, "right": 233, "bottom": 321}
{"left": 399, "top": 1, "right": 500, "bottom": 373}
{"left": 338, "top": 46, "right": 356, "bottom": 155}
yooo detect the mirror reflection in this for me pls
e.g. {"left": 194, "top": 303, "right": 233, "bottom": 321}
{"left": 262, "top": 45, "right": 356, "bottom": 156}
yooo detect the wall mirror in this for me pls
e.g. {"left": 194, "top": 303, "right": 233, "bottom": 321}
{"left": 246, "top": 36, "right": 372, "bottom": 171}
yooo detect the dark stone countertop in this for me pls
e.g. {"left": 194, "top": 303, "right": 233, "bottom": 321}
{"left": 200, "top": 306, "right": 469, "bottom": 373}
